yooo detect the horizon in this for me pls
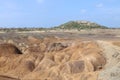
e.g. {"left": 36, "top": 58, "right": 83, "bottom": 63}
{"left": 0, "top": 0, "right": 120, "bottom": 28}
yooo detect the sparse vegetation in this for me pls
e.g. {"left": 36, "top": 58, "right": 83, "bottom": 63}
{"left": 0, "top": 20, "right": 108, "bottom": 32}
{"left": 54, "top": 21, "right": 108, "bottom": 30}
{"left": 0, "top": 27, "right": 47, "bottom": 32}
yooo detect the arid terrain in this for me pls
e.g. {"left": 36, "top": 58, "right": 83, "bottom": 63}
{"left": 0, "top": 29, "right": 120, "bottom": 80}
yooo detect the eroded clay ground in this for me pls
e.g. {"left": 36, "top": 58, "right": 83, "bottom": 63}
{"left": 0, "top": 29, "right": 120, "bottom": 80}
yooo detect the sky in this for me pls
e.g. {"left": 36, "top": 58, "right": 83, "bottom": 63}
{"left": 0, "top": 0, "right": 120, "bottom": 28}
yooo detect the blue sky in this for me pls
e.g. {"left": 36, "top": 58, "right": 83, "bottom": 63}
{"left": 0, "top": 0, "right": 120, "bottom": 28}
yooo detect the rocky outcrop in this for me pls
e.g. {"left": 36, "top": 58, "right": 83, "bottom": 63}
{"left": 0, "top": 37, "right": 107, "bottom": 80}
{"left": 0, "top": 43, "right": 22, "bottom": 58}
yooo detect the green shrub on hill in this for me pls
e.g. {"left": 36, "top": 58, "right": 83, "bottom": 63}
{"left": 54, "top": 21, "right": 108, "bottom": 30}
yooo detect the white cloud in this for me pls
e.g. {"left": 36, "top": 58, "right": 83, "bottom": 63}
{"left": 96, "top": 3, "right": 104, "bottom": 8}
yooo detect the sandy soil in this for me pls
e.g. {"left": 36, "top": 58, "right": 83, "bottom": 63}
{"left": 0, "top": 29, "right": 120, "bottom": 80}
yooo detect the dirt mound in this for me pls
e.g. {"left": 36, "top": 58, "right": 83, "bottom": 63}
{"left": 0, "top": 75, "right": 20, "bottom": 80}
{"left": 0, "top": 37, "right": 107, "bottom": 80}
{"left": 112, "top": 41, "right": 120, "bottom": 47}
{"left": 0, "top": 43, "right": 22, "bottom": 57}
{"left": 97, "top": 41, "right": 120, "bottom": 80}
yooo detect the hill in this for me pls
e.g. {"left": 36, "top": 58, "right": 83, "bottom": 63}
{"left": 54, "top": 20, "right": 108, "bottom": 30}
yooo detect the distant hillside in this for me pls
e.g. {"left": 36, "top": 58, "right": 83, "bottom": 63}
{"left": 54, "top": 20, "right": 108, "bottom": 30}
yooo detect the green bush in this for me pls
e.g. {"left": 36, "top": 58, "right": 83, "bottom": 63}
{"left": 54, "top": 21, "right": 108, "bottom": 30}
